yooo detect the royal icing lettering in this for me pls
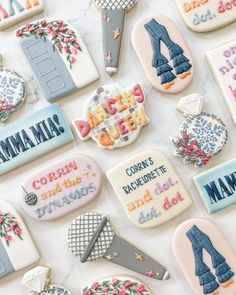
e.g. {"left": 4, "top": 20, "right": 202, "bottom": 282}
{"left": 82, "top": 276, "right": 152, "bottom": 295}
{"left": 72, "top": 83, "right": 149, "bottom": 149}
{"left": 93, "top": 0, "right": 137, "bottom": 75}
{"left": 132, "top": 15, "right": 194, "bottom": 93}
{"left": 68, "top": 212, "right": 170, "bottom": 280}
{"left": 0, "top": 200, "right": 39, "bottom": 278}
{"left": 0, "top": 55, "right": 26, "bottom": 122}
{"left": 21, "top": 155, "right": 102, "bottom": 220}
{"left": 0, "top": 104, "right": 74, "bottom": 175}
{"left": 207, "top": 40, "right": 236, "bottom": 125}
{"left": 193, "top": 158, "right": 236, "bottom": 213}
{"left": 0, "top": 0, "right": 44, "bottom": 30}
{"left": 15, "top": 19, "right": 99, "bottom": 102}
{"left": 106, "top": 150, "right": 192, "bottom": 228}
{"left": 173, "top": 218, "right": 236, "bottom": 295}
{"left": 175, "top": 0, "right": 236, "bottom": 32}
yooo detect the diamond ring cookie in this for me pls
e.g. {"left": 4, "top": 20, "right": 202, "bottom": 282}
{"left": 21, "top": 154, "right": 102, "bottom": 221}
{"left": 93, "top": 0, "right": 137, "bottom": 75}
{"left": 68, "top": 212, "right": 170, "bottom": 281}
{"left": 132, "top": 15, "right": 194, "bottom": 93}
{"left": 207, "top": 39, "right": 236, "bottom": 125}
{"left": 15, "top": 18, "right": 99, "bottom": 102}
{"left": 193, "top": 157, "right": 236, "bottom": 214}
{"left": 175, "top": 0, "right": 236, "bottom": 32}
{"left": 0, "top": 200, "right": 39, "bottom": 278}
{"left": 22, "top": 266, "right": 72, "bottom": 295}
{"left": 172, "top": 218, "right": 236, "bottom": 295}
{"left": 0, "top": 54, "right": 26, "bottom": 122}
{"left": 82, "top": 276, "right": 152, "bottom": 295}
{"left": 0, "top": 104, "right": 74, "bottom": 175}
{"left": 172, "top": 93, "right": 228, "bottom": 167}
{"left": 0, "top": 0, "right": 44, "bottom": 31}
{"left": 106, "top": 150, "right": 192, "bottom": 228}
{"left": 72, "top": 83, "right": 149, "bottom": 149}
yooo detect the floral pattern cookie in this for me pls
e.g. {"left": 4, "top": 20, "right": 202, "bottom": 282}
{"left": 0, "top": 56, "right": 26, "bottom": 122}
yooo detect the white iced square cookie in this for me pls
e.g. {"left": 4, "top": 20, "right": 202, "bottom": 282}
{"left": 207, "top": 40, "right": 236, "bottom": 125}
{"left": 0, "top": 200, "right": 39, "bottom": 278}
{"left": 175, "top": 0, "right": 236, "bottom": 32}
{"left": 106, "top": 150, "right": 192, "bottom": 228}
{"left": 0, "top": 0, "right": 44, "bottom": 30}
{"left": 15, "top": 19, "right": 99, "bottom": 102}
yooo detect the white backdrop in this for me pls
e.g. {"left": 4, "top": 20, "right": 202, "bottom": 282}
{"left": 0, "top": 1, "right": 235, "bottom": 294}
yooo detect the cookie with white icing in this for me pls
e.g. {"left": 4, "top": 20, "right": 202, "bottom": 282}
{"left": 72, "top": 83, "right": 149, "bottom": 149}
{"left": 0, "top": 55, "right": 26, "bottom": 122}
{"left": 107, "top": 150, "right": 192, "bottom": 228}
{"left": 173, "top": 218, "right": 236, "bottom": 295}
{"left": 175, "top": 0, "right": 236, "bottom": 32}
{"left": 0, "top": 200, "right": 39, "bottom": 278}
{"left": 15, "top": 18, "right": 99, "bottom": 102}
{"left": 21, "top": 154, "right": 102, "bottom": 221}
{"left": 132, "top": 15, "right": 194, "bottom": 93}
{"left": 0, "top": 0, "right": 44, "bottom": 30}
{"left": 207, "top": 39, "right": 236, "bottom": 125}
{"left": 82, "top": 276, "right": 152, "bottom": 295}
{"left": 22, "top": 266, "right": 72, "bottom": 295}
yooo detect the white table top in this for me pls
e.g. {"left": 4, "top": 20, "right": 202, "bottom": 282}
{"left": 0, "top": 0, "right": 235, "bottom": 294}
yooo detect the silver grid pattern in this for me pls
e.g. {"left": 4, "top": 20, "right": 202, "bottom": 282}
{"left": 94, "top": 0, "right": 137, "bottom": 10}
{"left": 68, "top": 213, "right": 115, "bottom": 261}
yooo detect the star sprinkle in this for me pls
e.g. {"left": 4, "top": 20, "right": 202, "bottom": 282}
{"left": 113, "top": 251, "right": 119, "bottom": 257}
{"left": 91, "top": 172, "right": 96, "bottom": 177}
{"left": 146, "top": 270, "right": 155, "bottom": 277}
{"left": 113, "top": 27, "right": 121, "bottom": 40}
{"left": 105, "top": 255, "right": 113, "bottom": 261}
{"left": 135, "top": 252, "right": 143, "bottom": 262}
{"left": 106, "top": 52, "right": 112, "bottom": 64}
{"left": 82, "top": 169, "right": 89, "bottom": 177}
{"left": 102, "top": 13, "right": 110, "bottom": 22}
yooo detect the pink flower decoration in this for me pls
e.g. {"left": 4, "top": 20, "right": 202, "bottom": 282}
{"left": 102, "top": 287, "right": 108, "bottom": 292}
{"left": 111, "top": 290, "right": 118, "bottom": 294}
{"left": 124, "top": 281, "right": 132, "bottom": 288}
{"left": 138, "top": 284, "right": 147, "bottom": 292}
{"left": 111, "top": 278, "right": 118, "bottom": 285}
{"left": 5, "top": 227, "right": 12, "bottom": 232}
{"left": 183, "top": 134, "right": 189, "bottom": 140}
{"left": 46, "top": 28, "right": 51, "bottom": 34}
{"left": 52, "top": 26, "right": 58, "bottom": 32}
{"left": 14, "top": 229, "right": 22, "bottom": 235}
{"left": 36, "top": 29, "right": 43, "bottom": 35}
{"left": 11, "top": 221, "right": 18, "bottom": 227}
{"left": 64, "top": 37, "right": 70, "bottom": 43}
{"left": 92, "top": 282, "right": 100, "bottom": 290}
{"left": 57, "top": 20, "right": 63, "bottom": 26}
{"left": 51, "top": 31, "right": 57, "bottom": 38}
{"left": 69, "top": 56, "right": 76, "bottom": 63}
{"left": 60, "top": 27, "right": 67, "bottom": 32}
{"left": 70, "top": 37, "right": 76, "bottom": 43}
{"left": 55, "top": 43, "right": 62, "bottom": 49}
{"left": 41, "top": 20, "right": 47, "bottom": 27}
{"left": 25, "top": 24, "right": 34, "bottom": 32}
{"left": 64, "top": 46, "right": 69, "bottom": 54}
{"left": 68, "top": 30, "right": 73, "bottom": 35}
{"left": 15, "top": 29, "right": 23, "bottom": 36}
{"left": 5, "top": 235, "right": 12, "bottom": 241}
{"left": 74, "top": 43, "right": 81, "bottom": 49}
{"left": 83, "top": 290, "right": 91, "bottom": 295}
{"left": 71, "top": 47, "right": 78, "bottom": 55}
{"left": 47, "top": 24, "right": 52, "bottom": 29}
{"left": 7, "top": 214, "right": 13, "bottom": 219}
{"left": 58, "top": 34, "right": 63, "bottom": 41}
{"left": 0, "top": 218, "right": 3, "bottom": 223}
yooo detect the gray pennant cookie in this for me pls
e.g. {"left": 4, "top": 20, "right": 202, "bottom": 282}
{"left": 68, "top": 212, "right": 170, "bottom": 280}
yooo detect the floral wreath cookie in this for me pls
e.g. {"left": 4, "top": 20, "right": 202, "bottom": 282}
{"left": 0, "top": 55, "right": 26, "bottom": 122}
{"left": 82, "top": 276, "right": 152, "bottom": 295}
{"left": 172, "top": 93, "right": 228, "bottom": 167}
{"left": 22, "top": 266, "right": 72, "bottom": 295}
{"left": 15, "top": 18, "right": 99, "bottom": 102}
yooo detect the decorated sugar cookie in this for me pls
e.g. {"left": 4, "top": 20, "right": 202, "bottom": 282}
{"left": 0, "top": 200, "right": 39, "bottom": 278}
{"left": 207, "top": 39, "right": 236, "bottom": 125}
{"left": 172, "top": 218, "right": 236, "bottom": 295}
{"left": 0, "top": 104, "right": 74, "bottom": 175}
{"left": 21, "top": 154, "right": 102, "bottom": 220}
{"left": 132, "top": 15, "right": 193, "bottom": 93}
{"left": 15, "top": 19, "right": 99, "bottom": 102}
{"left": 22, "top": 266, "right": 72, "bottom": 295}
{"left": 68, "top": 212, "right": 170, "bottom": 281}
{"left": 175, "top": 0, "right": 236, "bottom": 32}
{"left": 0, "top": 0, "right": 44, "bottom": 30}
{"left": 0, "top": 55, "right": 26, "bottom": 122}
{"left": 106, "top": 150, "right": 192, "bottom": 228}
{"left": 72, "top": 83, "right": 149, "bottom": 149}
{"left": 172, "top": 93, "right": 228, "bottom": 167}
{"left": 82, "top": 276, "right": 152, "bottom": 295}
{"left": 193, "top": 157, "right": 236, "bottom": 213}
{"left": 93, "top": 0, "right": 137, "bottom": 75}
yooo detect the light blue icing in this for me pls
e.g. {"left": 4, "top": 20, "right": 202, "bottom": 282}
{"left": 193, "top": 158, "right": 236, "bottom": 213}
{"left": 19, "top": 37, "right": 76, "bottom": 102}
{"left": 0, "top": 239, "right": 14, "bottom": 278}
{"left": 0, "top": 104, "right": 74, "bottom": 175}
